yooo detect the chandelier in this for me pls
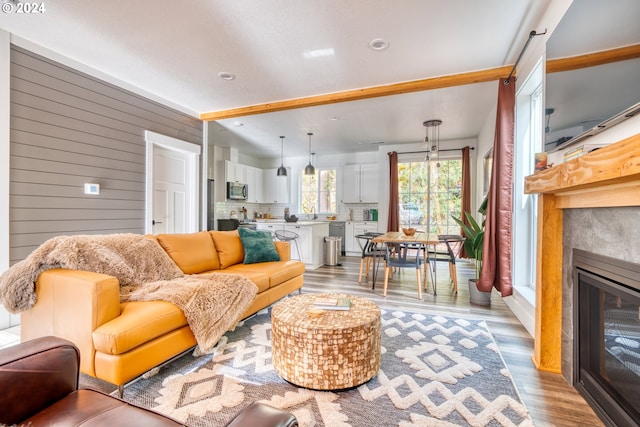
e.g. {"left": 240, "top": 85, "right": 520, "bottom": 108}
{"left": 423, "top": 119, "right": 442, "bottom": 167}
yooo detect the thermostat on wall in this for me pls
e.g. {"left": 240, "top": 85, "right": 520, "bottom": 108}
{"left": 84, "top": 183, "right": 100, "bottom": 195}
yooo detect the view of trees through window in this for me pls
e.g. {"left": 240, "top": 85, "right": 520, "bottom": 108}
{"left": 398, "top": 159, "right": 462, "bottom": 235}
{"left": 301, "top": 169, "right": 336, "bottom": 214}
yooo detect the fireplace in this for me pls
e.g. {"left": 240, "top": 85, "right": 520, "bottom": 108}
{"left": 573, "top": 249, "right": 640, "bottom": 426}
{"left": 523, "top": 133, "right": 640, "bottom": 425}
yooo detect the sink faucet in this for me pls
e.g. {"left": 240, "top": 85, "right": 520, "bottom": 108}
{"left": 311, "top": 206, "right": 317, "bottom": 220}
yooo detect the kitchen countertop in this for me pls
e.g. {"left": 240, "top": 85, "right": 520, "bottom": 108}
{"left": 252, "top": 219, "right": 331, "bottom": 225}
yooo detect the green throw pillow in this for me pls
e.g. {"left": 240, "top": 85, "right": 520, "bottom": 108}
{"left": 238, "top": 227, "right": 281, "bottom": 264}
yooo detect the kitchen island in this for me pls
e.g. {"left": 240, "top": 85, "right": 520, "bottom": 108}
{"left": 255, "top": 220, "right": 330, "bottom": 269}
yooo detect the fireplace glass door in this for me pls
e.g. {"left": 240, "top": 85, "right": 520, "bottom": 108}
{"left": 577, "top": 269, "right": 640, "bottom": 426}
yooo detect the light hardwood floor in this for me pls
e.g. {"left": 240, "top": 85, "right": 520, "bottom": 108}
{"left": 2, "top": 255, "right": 604, "bottom": 426}
{"left": 301, "top": 255, "right": 604, "bottom": 427}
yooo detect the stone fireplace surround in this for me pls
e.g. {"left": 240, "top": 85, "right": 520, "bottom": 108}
{"left": 562, "top": 207, "right": 640, "bottom": 383}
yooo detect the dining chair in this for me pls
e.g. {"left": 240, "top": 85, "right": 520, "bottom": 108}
{"left": 426, "top": 234, "right": 464, "bottom": 295}
{"left": 382, "top": 242, "right": 426, "bottom": 300}
{"left": 355, "top": 232, "right": 384, "bottom": 283}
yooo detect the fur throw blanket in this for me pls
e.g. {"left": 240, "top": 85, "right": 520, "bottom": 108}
{"left": 0, "top": 234, "right": 258, "bottom": 353}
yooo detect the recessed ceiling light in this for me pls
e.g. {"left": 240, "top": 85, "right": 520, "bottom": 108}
{"left": 303, "top": 48, "right": 335, "bottom": 58}
{"left": 233, "top": 121, "right": 244, "bottom": 127}
{"left": 330, "top": 116, "right": 339, "bottom": 121}
{"left": 217, "top": 72, "right": 235, "bottom": 80}
{"left": 368, "top": 38, "right": 389, "bottom": 51}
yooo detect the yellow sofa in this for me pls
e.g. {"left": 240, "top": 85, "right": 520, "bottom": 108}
{"left": 20, "top": 230, "right": 305, "bottom": 394}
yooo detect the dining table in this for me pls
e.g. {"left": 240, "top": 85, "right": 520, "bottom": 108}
{"left": 370, "top": 231, "right": 440, "bottom": 289}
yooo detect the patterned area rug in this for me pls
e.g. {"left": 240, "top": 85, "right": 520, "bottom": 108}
{"left": 122, "top": 307, "right": 533, "bottom": 427}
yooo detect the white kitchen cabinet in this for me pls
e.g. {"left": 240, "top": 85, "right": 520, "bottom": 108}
{"left": 359, "top": 163, "right": 378, "bottom": 202}
{"left": 341, "top": 164, "right": 360, "bottom": 203}
{"left": 255, "top": 222, "right": 281, "bottom": 235}
{"left": 341, "top": 163, "right": 378, "bottom": 203}
{"left": 244, "top": 166, "right": 263, "bottom": 203}
{"left": 225, "top": 161, "right": 246, "bottom": 183}
{"left": 345, "top": 221, "right": 356, "bottom": 253}
{"left": 263, "top": 169, "right": 290, "bottom": 203}
{"left": 283, "top": 223, "right": 328, "bottom": 269}
{"left": 283, "top": 224, "right": 311, "bottom": 264}
{"left": 346, "top": 221, "right": 380, "bottom": 255}
{"left": 257, "top": 221, "right": 328, "bottom": 269}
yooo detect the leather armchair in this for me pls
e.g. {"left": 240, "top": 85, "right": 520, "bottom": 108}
{"left": 0, "top": 336, "right": 298, "bottom": 427}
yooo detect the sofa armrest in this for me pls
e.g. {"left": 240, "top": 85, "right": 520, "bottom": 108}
{"left": 20, "top": 269, "right": 121, "bottom": 377}
{"left": 274, "top": 241, "right": 291, "bottom": 262}
{"left": 225, "top": 402, "right": 298, "bottom": 427}
{"left": 0, "top": 336, "right": 80, "bottom": 426}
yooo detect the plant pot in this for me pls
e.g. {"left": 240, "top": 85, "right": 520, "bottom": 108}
{"left": 468, "top": 278, "right": 491, "bottom": 306}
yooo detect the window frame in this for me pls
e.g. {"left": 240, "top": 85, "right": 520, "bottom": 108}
{"left": 299, "top": 168, "right": 337, "bottom": 215}
{"left": 397, "top": 152, "right": 463, "bottom": 234}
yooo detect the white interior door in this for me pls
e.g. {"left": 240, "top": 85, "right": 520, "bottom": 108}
{"left": 153, "top": 146, "right": 189, "bottom": 234}
{"left": 145, "top": 131, "right": 201, "bottom": 235}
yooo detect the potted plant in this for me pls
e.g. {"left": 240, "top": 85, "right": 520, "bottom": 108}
{"left": 452, "top": 196, "right": 491, "bottom": 305}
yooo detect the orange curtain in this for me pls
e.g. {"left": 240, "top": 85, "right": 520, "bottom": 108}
{"left": 459, "top": 146, "right": 471, "bottom": 258}
{"left": 479, "top": 78, "right": 515, "bottom": 297}
{"left": 387, "top": 151, "right": 399, "bottom": 232}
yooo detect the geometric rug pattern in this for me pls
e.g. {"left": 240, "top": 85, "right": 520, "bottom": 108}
{"left": 122, "top": 307, "right": 534, "bottom": 426}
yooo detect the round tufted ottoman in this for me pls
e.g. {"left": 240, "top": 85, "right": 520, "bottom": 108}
{"left": 271, "top": 293, "right": 381, "bottom": 390}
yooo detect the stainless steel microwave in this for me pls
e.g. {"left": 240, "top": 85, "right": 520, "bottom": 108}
{"left": 227, "top": 182, "right": 248, "bottom": 200}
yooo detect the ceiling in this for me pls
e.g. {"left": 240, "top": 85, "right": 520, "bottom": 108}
{"left": 3, "top": 0, "right": 633, "bottom": 159}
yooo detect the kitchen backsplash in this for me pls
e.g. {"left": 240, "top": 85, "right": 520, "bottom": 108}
{"left": 215, "top": 201, "right": 379, "bottom": 222}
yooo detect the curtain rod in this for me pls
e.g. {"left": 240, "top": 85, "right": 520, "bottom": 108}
{"left": 504, "top": 30, "right": 547, "bottom": 85}
{"left": 396, "top": 147, "right": 474, "bottom": 155}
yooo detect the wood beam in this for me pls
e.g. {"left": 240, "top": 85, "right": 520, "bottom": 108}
{"left": 200, "top": 66, "right": 512, "bottom": 121}
{"left": 546, "top": 43, "right": 640, "bottom": 74}
{"left": 200, "top": 44, "right": 640, "bottom": 122}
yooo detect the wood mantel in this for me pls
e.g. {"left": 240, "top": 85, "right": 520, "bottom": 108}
{"left": 524, "top": 132, "right": 640, "bottom": 373}
{"left": 525, "top": 133, "right": 640, "bottom": 206}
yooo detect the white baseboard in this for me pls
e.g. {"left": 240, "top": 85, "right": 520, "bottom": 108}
{"left": 503, "top": 286, "right": 535, "bottom": 337}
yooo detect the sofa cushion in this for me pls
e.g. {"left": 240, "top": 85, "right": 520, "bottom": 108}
{"left": 225, "top": 260, "right": 305, "bottom": 289}
{"left": 155, "top": 231, "right": 220, "bottom": 274}
{"left": 92, "top": 301, "right": 189, "bottom": 355}
{"left": 203, "top": 270, "right": 270, "bottom": 293}
{"left": 24, "top": 390, "right": 183, "bottom": 426}
{"left": 238, "top": 228, "right": 281, "bottom": 264}
{"left": 209, "top": 230, "right": 244, "bottom": 269}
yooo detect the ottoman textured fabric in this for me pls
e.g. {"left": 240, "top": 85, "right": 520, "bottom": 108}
{"left": 271, "top": 293, "right": 381, "bottom": 390}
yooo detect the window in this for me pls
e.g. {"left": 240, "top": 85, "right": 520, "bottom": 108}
{"left": 513, "top": 60, "right": 543, "bottom": 293}
{"left": 398, "top": 158, "right": 462, "bottom": 234}
{"left": 300, "top": 169, "right": 336, "bottom": 214}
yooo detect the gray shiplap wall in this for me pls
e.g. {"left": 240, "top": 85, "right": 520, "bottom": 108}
{"left": 9, "top": 46, "right": 203, "bottom": 263}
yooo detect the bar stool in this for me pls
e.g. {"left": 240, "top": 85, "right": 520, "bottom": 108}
{"left": 274, "top": 230, "right": 302, "bottom": 260}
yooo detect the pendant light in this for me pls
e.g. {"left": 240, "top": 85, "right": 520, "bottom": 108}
{"left": 304, "top": 132, "right": 316, "bottom": 175}
{"left": 277, "top": 136, "right": 287, "bottom": 176}
{"left": 423, "top": 119, "right": 442, "bottom": 167}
